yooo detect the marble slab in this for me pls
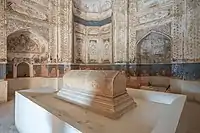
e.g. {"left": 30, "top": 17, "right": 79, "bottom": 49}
{"left": 15, "top": 88, "right": 186, "bottom": 133}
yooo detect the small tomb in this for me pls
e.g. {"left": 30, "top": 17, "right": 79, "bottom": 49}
{"left": 56, "top": 70, "right": 136, "bottom": 119}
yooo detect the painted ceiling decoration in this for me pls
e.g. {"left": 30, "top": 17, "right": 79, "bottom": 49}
{"left": 7, "top": 0, "right": 47, "bottom": 20}
{"left": 73, "top": 0, "right": 112, "bottom": 13}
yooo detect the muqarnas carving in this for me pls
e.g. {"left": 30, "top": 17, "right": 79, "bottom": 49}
{"left": 137, "top": 31, "right": 171, "bottom": 64}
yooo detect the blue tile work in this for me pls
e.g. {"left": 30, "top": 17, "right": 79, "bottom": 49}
{"left": 0, "top": 64, "right": 6, "bottom": 79}
{"left": 171, "top": 63, "right": 184, "bottom": 79}
{"left": 150, "top": 64, "right": 171, "bottom": 76}
{"left": 183, "top": 63, "right": 200, "bottom": 81}
{"left": 59, "top": 63, "right": 200, "bottom": 81}
{"left": 128, "top": 64, "right": 171, "bottom": 77}
{"left": 128, "top": 64, "right": 137, "bottom": 76}
{"left": 74, "top": 15, "right": 112, "bottom": 26}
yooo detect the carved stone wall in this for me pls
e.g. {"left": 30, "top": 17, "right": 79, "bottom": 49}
{"left": 58, "top": 0, "right": 73, "bottom": 63}
{"left": 128, "top": 0, "right": 173, "bottom": 64}
{"left": 6, "top": 0, "right": 49, "bottom": 64}
{"left": 184, "top": 0, "right": 200, "bottom": 62}
{"left": 0, "top": 0, "right": 6, "bottom": 62}
{"left": 73, "top": 0, "right": 112, "bottom": 64}
{"left": 113, "top": 0, "right": 128, "bottom": 63}
{"left": 138, "top": 32, "right": 171, "bottom": 64}
{"left": 74, "top": 23, "right": 112, "bottom": 64}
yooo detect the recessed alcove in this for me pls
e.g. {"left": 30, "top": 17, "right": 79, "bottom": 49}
{"left": 73, "top": 0, "right": 113, "bottom": 64}
{"left": 17, "top": 62, "right": 30, "bottom": 78}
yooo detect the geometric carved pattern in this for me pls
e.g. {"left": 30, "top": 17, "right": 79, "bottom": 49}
{"left": 184, "top": 0, "right": 200, "bottom": 61}
{"left": 60, "top": 0, "right": 73, "bottom": 63}
{"left": 171, "top": 0, "right": 184, "bottom": 62}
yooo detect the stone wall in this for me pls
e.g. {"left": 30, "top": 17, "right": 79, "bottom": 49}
{"left": 4, "top": 0, "right": 73, "bottom": 78}
{"left": 0, "top": 0, "right": 6, "bottom": 80}
{"left": 126, "top": 0, "right": 200, "bottom": 76}
{"left": 1, "top": 0, "right": 200, "bottom": 96}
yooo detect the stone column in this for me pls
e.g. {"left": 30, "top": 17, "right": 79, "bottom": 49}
{"left": 49, "top": 0, "right": 58, "bottom": 63}
{"left": 13, "top": 64, "right": 17, "bottom": 78}
{"left": 85, "top": 27, "right": 89, "bottom": 64}
{"left": 171, "top": 0, "right": 185, "bottom": 62}
{"left": 128, "top": 0, "right": 137, "bottom": 63}
{"left": 59, "top": 0, "right": 73, "bottom": 63}
{"left": 112, "top": 0, "right": 128, "bottom": 63}
{"left": 29, "top": 64, "right": 34, "bottom": 77}
{"left": 0, "top": 0, "right": 6, "bottom": 80}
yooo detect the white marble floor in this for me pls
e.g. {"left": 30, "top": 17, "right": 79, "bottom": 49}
{"left": 0, "top": 101, "right": 18, "bottom": 133}
{"left": 0, "top": 100, "right": 199, "bottom": 133}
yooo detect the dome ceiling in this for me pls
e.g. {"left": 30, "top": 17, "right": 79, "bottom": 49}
{"left": 73, "top": 0, "right": 112, "bottom": 13}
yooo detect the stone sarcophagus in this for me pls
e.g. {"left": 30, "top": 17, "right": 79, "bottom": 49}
{"left": 56, "top": 70, "right": 136, "bottom": 119}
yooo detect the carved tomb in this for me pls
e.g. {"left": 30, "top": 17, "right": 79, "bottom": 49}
{"left": 56, "top": 70, "right": 136, "bottom": 119}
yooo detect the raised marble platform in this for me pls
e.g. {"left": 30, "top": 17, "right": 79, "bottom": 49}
{"left": 15, "top": 87, "right": 186, "bottom": 133}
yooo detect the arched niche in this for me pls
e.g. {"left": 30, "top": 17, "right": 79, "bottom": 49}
{"left": 7, "top": 29, "right": 48, "bottom": 63}
{"left": 17, "top": 62, "right": 30, "bottom": 78}
{"left": 136, "top": 31, "right": 171, "bottom": 64}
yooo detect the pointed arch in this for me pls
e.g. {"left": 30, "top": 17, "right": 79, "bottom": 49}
{"left": 136, "top": 30, "right": 172, "bottom": 46}
{"left": 17, "top": 62, "right": 30, "bottom": 77}
{"left": 136, "top": 30, "right": 172, "bottom": 64}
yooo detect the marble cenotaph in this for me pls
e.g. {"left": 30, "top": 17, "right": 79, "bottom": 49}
{"left": 56, "top": 70, "right": 136, "bottom": 119}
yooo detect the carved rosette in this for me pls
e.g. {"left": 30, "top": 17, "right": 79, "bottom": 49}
{"left": 0, "top": 1, "right": 6, "bottom": 62}
{"left": 113, "top": 0, "right": 128, "bottom": 63}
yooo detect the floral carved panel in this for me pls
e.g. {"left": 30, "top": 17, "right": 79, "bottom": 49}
{"left": 137, "top": 32, "right": 171, "bottom": 64}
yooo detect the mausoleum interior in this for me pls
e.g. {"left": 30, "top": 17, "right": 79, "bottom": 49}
{"left": 0, "top": 0, "right": 200, "bottom": 133}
